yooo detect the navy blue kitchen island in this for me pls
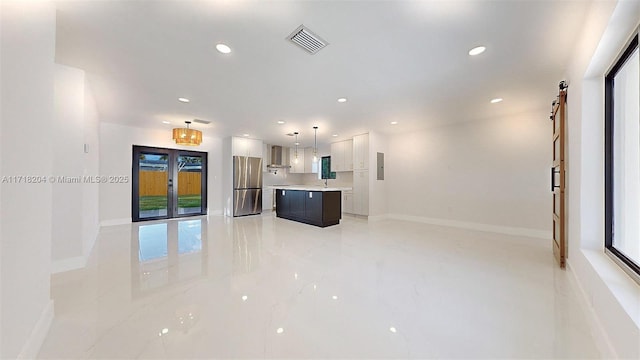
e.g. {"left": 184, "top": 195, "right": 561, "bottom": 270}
{"left": 275, "top": 187, "right": 342, "bottom": 227}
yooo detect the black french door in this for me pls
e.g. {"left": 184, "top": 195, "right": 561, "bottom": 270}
{"left": 132, "top": 145, "right": 208, "bottom": 222}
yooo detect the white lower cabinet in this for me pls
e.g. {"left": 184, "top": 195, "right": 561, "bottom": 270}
{"left": 353, "top": 170, "right": 369, "bottom": 216}
{"left": 342, "top": 190, "right": 354, "bottom": 214}
{"left": 262, "top": 188, "right": 273, "bottom": 211}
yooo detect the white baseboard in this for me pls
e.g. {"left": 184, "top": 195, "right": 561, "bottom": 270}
{"left": 18, "top": 299, "right": 54, "bottom": 359}
{"left": 343, "top": 213, "right": 369, "bottom": 220}
{"left": 367, "top": 214, "right": 388, "bottom": 222}
{"left": 52, "top": 225, "right": 99, "bottom": 275}
{"left": 84, "top": 227, "right": 99, "bottom": 259}
{"left": 566, "top": 261, "right": 617, "bottom": 359}
{"left": 386, "top": 214, "right": 551, "bottom": 239}
{"left": 51, "top": 255, "right": 86, "bottom": 274}
{"left": 99, "top": 218, "right": 131, "bottom": 227}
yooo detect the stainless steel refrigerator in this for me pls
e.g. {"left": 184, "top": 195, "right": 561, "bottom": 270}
{"left": 233, "top": 156, "right": 263, "bottom": 217}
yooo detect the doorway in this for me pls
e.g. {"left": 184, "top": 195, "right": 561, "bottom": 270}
{"left": 551, "top": 82, "right": 567, "bottom": 268}
{"left": 132, "top": 146, "right": 208, "bottom": 222}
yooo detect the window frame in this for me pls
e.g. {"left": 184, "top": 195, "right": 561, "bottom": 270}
{"left": 604, "top": 29, "right": 640, "bottom": 283}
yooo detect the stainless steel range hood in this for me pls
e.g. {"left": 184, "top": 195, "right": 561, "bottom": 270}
{"left": 266, "top": 145, "right": 291, "bottom": 169}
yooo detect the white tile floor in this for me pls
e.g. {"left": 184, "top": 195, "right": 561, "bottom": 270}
{"left": 39, "top": 214, "right": 600, "bottom": 359}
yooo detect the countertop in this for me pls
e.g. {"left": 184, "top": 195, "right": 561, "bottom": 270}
{"left": 266, "top": 185, "right": 352, "bottom": 192}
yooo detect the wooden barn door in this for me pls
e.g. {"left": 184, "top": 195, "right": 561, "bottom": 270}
{"left": 551, "top": 81, "right": 568, "bottom": 268}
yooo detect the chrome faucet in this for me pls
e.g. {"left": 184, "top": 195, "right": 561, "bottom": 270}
{"left": 324, "top": 178, "right": 328, "bottom": 188}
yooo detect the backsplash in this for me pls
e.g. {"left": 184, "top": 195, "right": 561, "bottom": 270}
{"left": 263, "top": 170, "right": 304, "bottom": 186}
{"left": 301, "top": 172, "right": 353, "bottom": 187}
{"left": 263, "top": 168, "right": 353, "bottom": 188}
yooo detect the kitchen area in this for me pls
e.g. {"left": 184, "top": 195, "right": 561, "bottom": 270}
{"left": 223, "top": 132, "right": 379, "bottom": 226}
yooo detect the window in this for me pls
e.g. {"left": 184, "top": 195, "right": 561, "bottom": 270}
{"left": 605, "top": 30, "right": 640, "bottom": 282}
{"left": 320, "top": 156, "right": 336, "bottom": 180}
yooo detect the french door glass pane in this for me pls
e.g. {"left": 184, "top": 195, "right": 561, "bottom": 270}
{"left": 139, "top": 153, "right": 169, "bottom": 219}
{"left": 177, "top": 155, "right": 202, "bottom": 215}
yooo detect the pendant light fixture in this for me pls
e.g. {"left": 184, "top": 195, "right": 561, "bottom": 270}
{"left": 293, "top": 132, "right": 299, "bottom": 164}
{"left": 172, "top": 120, "right": 202, "bottom": 146}
{"left": 313, "top": 126, "right": 318, "bottom": 162}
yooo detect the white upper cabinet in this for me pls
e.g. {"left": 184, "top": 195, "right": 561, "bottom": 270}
{"left": 353, "top": 133, "right": 369, "bottom": 170}
{"left": 344, "top": 139, "right": 353, "bottom": 171}
{"left": 262, "top": 143, "right": 269, "bottom": 172}
{"left": 249, "top": 138, "right": 263, "bottom": 157}
{"left": 232, "top": 137, "right": 263, "bottom": 158}
{"left": 330, "top": 139, "right": 353, "bottom": 172}
{"left": 330, "top": 141, "right": 344, "bottom": 172}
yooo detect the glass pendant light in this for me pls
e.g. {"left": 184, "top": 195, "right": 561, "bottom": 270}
{"left": 294, "top": 132, "right": 299, "bottom": 164}
{"left": 313, "top": 126, "right": 318, "bottom": 162}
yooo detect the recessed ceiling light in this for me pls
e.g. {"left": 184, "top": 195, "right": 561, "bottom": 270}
{"left": 468, "top": 46, "right": 486, "bottom": 56}
{"left": 389, "top": 327, "right": 397, "bottom": 333}
{"left": 276, "top": 327, "right": 284, "bottom": 334}
{"left": 243, "top": 134, "right": 250, "bottom": 137}
{"left": 162, "top": 121, "right": 170, "bottom": 124}
{"left": 216, "top": 43, "right": 231, "bottom": 54}
{"left": 337, "top": 98, "right": 347, "bottom": 103}
{"left": 490, "top": 98, "right": 503, "bottom": 104}
{"left": 390, "top": 121, "right": 398, "bottom": 125}
{"left": 332, "top": 134, "right": 338, "bottom": 137}
{"left": 178, "top": 97, "right": 190, "bottom": 103}
{"left": 277, "top": 120, "right": 285, "bottom": 124}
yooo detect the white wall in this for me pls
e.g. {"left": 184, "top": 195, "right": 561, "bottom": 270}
{"left": 387, "top": 111, "right": 550, "bottom": 233}
{"left": 99, "top": 122, "right": 222, "bottom": 223}
{"left": 51, "top": 64, "right": 101, "bottom": 273}
{"left": 52, "top": 65, "right": 84, "bottom": 265}
{"left": 368, "top": 131, "right": 388, "bottom": 218}
{"left": 0, "top": 1, "right": 56, "bottom": 358}
{"left": 83, "top": 77, "right": 100, "bottom": 259}
{"left": 563, "top": 0, "right": 640, "bottom": 358}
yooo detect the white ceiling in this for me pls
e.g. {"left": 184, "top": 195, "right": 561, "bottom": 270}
{"left": 54, "top": 0, "right": 592, "bottom": 148}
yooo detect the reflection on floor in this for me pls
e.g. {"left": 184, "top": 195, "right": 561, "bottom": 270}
{"left": 38, "top": 214, "right": 601, "bottom": 359}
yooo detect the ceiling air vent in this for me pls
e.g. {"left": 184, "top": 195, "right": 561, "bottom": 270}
{"left": 287, "top": 25, "right": 328, "bottom": 55}
{"left": 192, "top": 119, "right": 211, "bottom": 125}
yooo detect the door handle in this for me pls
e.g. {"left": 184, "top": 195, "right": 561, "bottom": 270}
{"left": 550, "top": 167, "right": 560, "bottom": 192}
{"left": 168, "top": 178, "right": 173, "bottom": 187}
